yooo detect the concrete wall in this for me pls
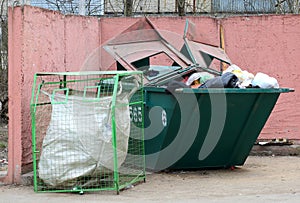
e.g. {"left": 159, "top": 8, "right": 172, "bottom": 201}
{"left": 4, "top": 5, "right": 299, "bottom": 183}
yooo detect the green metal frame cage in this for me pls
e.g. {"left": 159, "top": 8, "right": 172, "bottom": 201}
{"left": 30, "top": 71, "right": 145, "bottom": 194}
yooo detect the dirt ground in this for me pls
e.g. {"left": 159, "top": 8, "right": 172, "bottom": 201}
{"left": 1, "top": 156, "right": 300, "bottom": 203}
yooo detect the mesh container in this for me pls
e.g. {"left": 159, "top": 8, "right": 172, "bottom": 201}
{"left": 30, "top": 71, "right": 145, "bottom": 194}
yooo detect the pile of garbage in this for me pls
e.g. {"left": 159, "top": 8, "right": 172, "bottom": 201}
{"left": 103, "top": 17, "right": 280, "bottom": 90}
{"left": 183, "top": 64, "right": 279, "bottom": 89}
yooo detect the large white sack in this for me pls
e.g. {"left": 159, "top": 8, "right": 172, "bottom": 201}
{"left": 38, "top": 90, "right": 130, "bottom": 187}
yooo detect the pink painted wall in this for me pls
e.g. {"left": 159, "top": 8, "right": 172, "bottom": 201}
{"left": 5, "top": 5, "right": 23, "bottom": 184}
{"left": 5, "top": 6, "right": 299, "bottom": 183}
{"left": 20, "top": 7, "right": 101, "bottom": 173}
{"left": 222, "top": 15, "right": 299, "bottom": 140}
{"left": 6, "top": 6, "right": 102, "bottom": 183}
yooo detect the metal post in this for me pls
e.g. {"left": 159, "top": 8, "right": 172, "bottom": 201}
{"left": 79, "top": 0, "right": 86, "bottom": 15}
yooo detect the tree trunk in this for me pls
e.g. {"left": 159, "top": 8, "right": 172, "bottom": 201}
{"left": 125, "top": 0, "right": 133, "bottom": 16}
{"left": 177, "top": 0, "right": 185, "bottom": 16}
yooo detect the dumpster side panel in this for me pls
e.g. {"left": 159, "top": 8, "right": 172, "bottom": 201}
{"left": 143, "top": 88, "right": 284, "bottom": 170}
{"left": 228, "top": 93, "right": 280, "bottom": 165}
{"left": 144, "top": 90, "right": 178, "bottom": 154}
{"left": 169, "top": 92, "right": 260, "bottom": 169}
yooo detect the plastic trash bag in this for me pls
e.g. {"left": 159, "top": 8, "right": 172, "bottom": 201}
{"left": 223, "top": 64, "right": 242, "bottom": 74}
{"left": 200, "top": 72, "right": 239, "bottom": 88}
{"left": 223, "top": 64, "right": 254, "bottom": 88}
{"left": 252, "top": 72, "right": 279, "bottom": 88}
{"left": 185, "top": 72, "right": 215, "bottom": 86}
{"left": 38, "top": 82, "right": 137, "bottom": 187}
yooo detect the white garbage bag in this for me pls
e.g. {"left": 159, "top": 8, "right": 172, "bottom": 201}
{"left": 38, "top": 87, "right": 132, "bottom": 187}
{"left": 252, "top": 72, "right": 279, "bottom": 88}
{"left": 223, "top": 64, "right": 242, "bottom": 74}
{"left": 185, "top": 72, "right": 215, "bottom": 86}
{"left": 223, "top": 64, "right": 255, "bottom": 88}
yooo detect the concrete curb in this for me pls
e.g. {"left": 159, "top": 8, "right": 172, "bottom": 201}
{"left": 250, "top": 144, "right": 300, "bottom": 156}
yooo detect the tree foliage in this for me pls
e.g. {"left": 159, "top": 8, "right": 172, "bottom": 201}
{"left": 0, "top": 0, "right": 7, "bottom": 123}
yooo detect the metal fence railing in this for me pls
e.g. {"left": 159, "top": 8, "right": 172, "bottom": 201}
{"left": 28, "top": 0, "right": 300, "bottom": 15}
{"left": 212, "top": 0, "right": 299, "bottom": 14}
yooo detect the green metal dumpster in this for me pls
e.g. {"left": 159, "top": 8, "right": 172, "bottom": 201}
{"left": 143, "top": 87, "right": 293, "bottom": 171}
{"left": 103, "top": 17, "right": 294, "bottom": 171}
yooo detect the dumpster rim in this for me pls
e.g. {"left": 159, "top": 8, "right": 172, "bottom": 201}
{"left": 143, "top": 87, "right": 294, "bottom": 94}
